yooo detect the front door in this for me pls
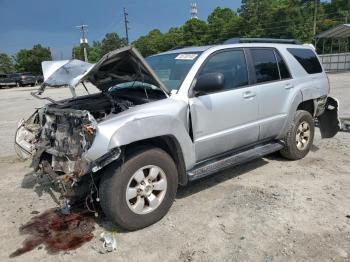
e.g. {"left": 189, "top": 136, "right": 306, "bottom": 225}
{"left": 189, "top": 49, "right": 260, "bottom": 161}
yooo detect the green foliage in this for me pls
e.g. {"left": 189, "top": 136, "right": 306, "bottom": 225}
{"left": 182, "top": 19, "right": 209, "bottom": 46}
{"left": 0, "top": 53, "right": 14, "bottom": 73}
{"left": 131, "top": 0, "right": 350, "bottom": 57}
{"left": 72, "top": 33, "right": 126, "bottom": 63}
{"left": 100, "top": 33, "right": 127, "bottom": 55}
{"left": 15, "top": 44, "right": 52, "bottom": 75}
{"left": 207, "top": 7, "right": 241, "bottom": 44}
{"left": 1, "top": 0, "right": 349, "bottom": 73}
{"left": 133, "top": 29, "right": 166, "bottom": 57}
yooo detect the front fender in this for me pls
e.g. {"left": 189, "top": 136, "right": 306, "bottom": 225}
{"left": 107, "top": 115, "right": 195, "bottom": 168}
{"left": 84, "top": 98, "right": 196, "bottom": 170}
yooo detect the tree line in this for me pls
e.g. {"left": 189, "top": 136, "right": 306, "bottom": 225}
{"left": 0, "top": 0, "right": 348, "bottom": 75}
{"left": 0, "top": 44, "right": 51, "bottom": 75}
{"left": 132, "top": 0, "right": 350, "bottom": 56}
{"left": 70, "top": 0, "right": 350, "bottom": 60}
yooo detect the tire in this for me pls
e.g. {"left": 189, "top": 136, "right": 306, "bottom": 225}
{"left": 99, "top": 147, "right": 178, "bottom": 231}
{"left": 280, "top": 110, "right": 315, "bottom": 160}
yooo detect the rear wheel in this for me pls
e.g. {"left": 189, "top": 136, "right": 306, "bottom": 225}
{"left": 99, "top": 147, "right": 178, "bottom": 231}
{"left": 280, "top": 110, "right": 314, "bottom": 160}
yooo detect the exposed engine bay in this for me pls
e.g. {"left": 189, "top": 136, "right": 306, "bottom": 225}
{"left": 16, "top": 85, "right": 166, "bottom": 212}
{"left": 15, "top": 46, "right": 170, "bottom": 213}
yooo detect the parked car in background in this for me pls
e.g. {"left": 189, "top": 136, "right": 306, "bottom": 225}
{"left": 35, "top": 75, "right": 44, "bottom": 85}
{"left": 0, "top": 73, "right": 17, "bottom": 88}
{"left": 11, "top": 72, "right": 37, "bottom": 87}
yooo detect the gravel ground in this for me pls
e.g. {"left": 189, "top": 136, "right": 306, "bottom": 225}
{"left": 0, "top": 73, "right": 349, "bottom": 262}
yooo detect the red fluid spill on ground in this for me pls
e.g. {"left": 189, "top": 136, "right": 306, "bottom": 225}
{"left": 10, "top": 208, "right": 95, "bottom": 258}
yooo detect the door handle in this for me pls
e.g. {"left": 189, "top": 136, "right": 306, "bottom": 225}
{"left": 243, "top": 91, "right": 256, "bottom": 99}
{"left": 285, "top": 83, "right": 294, "bottom": 89}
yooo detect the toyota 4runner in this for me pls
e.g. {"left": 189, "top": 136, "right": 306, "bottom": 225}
{"left": 15, "top": 40, "right": 340, "bottom": 230}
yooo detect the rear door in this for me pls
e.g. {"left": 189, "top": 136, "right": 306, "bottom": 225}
{"left": 189, "top": 49, "right": 259, "bottom": 161}
{"left": 247, "top": 48, "right": 293, "bottom": 140}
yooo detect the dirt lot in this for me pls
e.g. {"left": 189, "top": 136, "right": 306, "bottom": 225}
{"left": 0, "top": 73, "right": 349, "bottom": 262}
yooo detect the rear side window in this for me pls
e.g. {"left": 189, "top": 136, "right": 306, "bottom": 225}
{"left": 287, "top": 48, "right": 322, "bottom": 74}
{"left": 274, "top": 51, "right": 291, "bottom": 79}
{"left": 200, "top": 50, "right": 248, "bottom": 90}
{"left": 250, "top": 49, "right": 280, "bottom": 83}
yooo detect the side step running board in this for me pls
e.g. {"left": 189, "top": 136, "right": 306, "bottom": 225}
{"left": 187, "top": 141, "right": 284, "bottom": 181}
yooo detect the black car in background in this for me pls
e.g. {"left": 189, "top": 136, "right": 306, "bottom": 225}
{"left": 0, "top": 73, "right": 17, "bottom": 88}
{"left": 35, "top": 75, "right": 44, "bottom": 84}
{"left": 11, "top": 72, "right": 37, "bottom": 87}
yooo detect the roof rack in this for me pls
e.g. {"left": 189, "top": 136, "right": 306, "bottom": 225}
{"left": 223, "top": 38, "right": 301, "bottom": 45}
{"left": 168, "top": 46, "right": 191, "bottom": 51}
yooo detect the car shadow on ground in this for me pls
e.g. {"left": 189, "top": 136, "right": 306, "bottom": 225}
{"left": 177, "top": 158, "right": 269, "bottom": 199}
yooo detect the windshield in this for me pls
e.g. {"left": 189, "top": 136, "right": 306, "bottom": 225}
{"left": 146, "top": 52, "right": 201, "bottom": 91}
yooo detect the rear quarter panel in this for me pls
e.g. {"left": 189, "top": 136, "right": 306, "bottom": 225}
{"left": 276, "top": 46, "right": 329, "bottom": 138}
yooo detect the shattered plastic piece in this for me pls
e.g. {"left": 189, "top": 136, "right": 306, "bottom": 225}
{"left": 100, "top": 232, "right": 117, "bottom": 252}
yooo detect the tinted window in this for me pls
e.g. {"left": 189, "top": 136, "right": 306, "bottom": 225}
{"left": 250, "top": 49, "right": 280, "bottom": 83}
{"left": 287, "top": 48, "right": 322, "bottom": 74}
{"left": 199, "top": 50, "right": 248, "bottom": 90}
{"left": 275, "top": 51, "right": 291, "bottom": 79}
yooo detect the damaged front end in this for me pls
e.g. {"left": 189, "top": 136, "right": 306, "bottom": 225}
{"left": 14, "top": 46, "right": 168, "bottom": 213}
{"left": 15, "top": 106, "right": 118, "bottom": 210}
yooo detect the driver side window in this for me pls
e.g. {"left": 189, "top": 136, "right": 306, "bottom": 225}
{"left": 199, "top": 50, "right": 248, "bottom": 90}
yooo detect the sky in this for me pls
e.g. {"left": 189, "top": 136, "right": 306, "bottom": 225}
{"left": 0, "top": 0, "right": 242, "bottom": 60}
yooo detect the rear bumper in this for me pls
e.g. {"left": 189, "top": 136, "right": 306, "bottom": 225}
{"left": 0, "top": 82, "right": 16, "bottom": 86}
{"left": 317, "top": 96, "right": 340, "bottom": 138}
{"left": 20, "top": 79, "right": 36, "bottom": 84}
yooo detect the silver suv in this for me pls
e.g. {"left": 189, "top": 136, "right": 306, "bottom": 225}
{"left": 15, "top": 40, "right": 340, "bottom": 230}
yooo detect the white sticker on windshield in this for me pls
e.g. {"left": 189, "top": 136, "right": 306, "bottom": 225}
{"left": 175, "top": 54, "right": 198, "bottom": 60}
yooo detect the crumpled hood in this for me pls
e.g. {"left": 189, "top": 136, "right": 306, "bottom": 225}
{"left": 39, "top": 46, "right": 169, "bottom": 96}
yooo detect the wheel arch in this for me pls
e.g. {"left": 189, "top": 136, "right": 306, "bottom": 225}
{"left": 297, "top": 99, "right": 315, "bottom": 117}
{"left": 122, "top": 135, "right": 188, "bottom": 186}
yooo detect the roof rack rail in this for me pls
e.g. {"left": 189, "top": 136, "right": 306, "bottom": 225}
{"left": 168, "top": 46, "right": 190, "bottom": 51}
{"left": 223, "top": 38, "right": 301, "bottom": 45}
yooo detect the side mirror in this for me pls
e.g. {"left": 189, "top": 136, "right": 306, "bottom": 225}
{"left": 193, "top": 72, "right": 225, "bottom": 96}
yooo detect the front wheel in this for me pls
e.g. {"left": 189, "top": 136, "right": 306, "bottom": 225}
{"left": 99, "top": 147, "right": 178, "bottom": 231}
{"left": 280, "top": 110, "right": 315, "bottom": 160}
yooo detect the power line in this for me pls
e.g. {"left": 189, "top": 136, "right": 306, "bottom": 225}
{"left": 76, "top": 24, "right": 88, "bottom": 62}
{"left": 124, "top": 8, "right": 130, "bottom": 45}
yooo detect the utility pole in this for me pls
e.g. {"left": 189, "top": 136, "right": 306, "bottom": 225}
{"left": 123, "top": 8, "right": 130, "bottom": 45}
{"left": 313, "top": 0, "right": 319, "bottom": 37}
{"left": 76, "top": 24, "right": 88, "bottom": 62}
{"left": 344, "top": 11, "right": 349, "bottom": 23}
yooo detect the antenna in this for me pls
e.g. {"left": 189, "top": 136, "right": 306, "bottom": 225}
{"left": 76, "top": 24, "right": 88, "bottom": 62}
{"left": 191, "top": 2, "right": 198, "bottom": 19}
{"left": 124, "top": 8, "right": 130, "bottom": 45}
